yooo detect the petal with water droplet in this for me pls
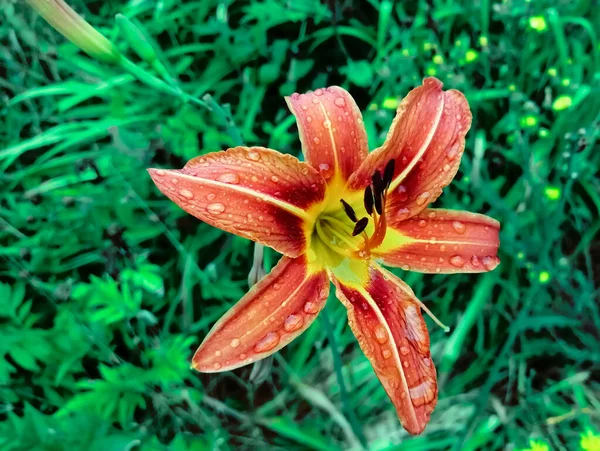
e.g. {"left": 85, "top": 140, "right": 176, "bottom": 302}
{"left": 348, "top": 78, "right": 471, "bottom": 220}
{"left": 148, "top": 147, "right": 327, "bottom": 257}
{"left": 191, "top": 255, "right": 329, "bottom": 373}
{"left": 286, "top": 86, "right": 368, "bottom": 184}
{"left": 330, "top": 262, "right": 437, "bottom": 435}
{"left": 374, "top": 208, "right": 500, "bottom": 274}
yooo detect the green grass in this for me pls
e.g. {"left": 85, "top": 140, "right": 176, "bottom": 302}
{"left": 1, "top": 0, "right": 599, "bottom": 450}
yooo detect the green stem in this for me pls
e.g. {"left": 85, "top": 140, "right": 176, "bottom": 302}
{"left": 321, "top": 301, "right": 367, "bottom": 450}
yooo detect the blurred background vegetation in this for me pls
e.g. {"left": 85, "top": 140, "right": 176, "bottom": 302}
{"left": 1, "top": 0, "right": 599, "bottom": 450}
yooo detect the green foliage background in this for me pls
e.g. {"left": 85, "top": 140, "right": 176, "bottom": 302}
{"left": 1, "top": 0, "right": 599, "bottom": 450}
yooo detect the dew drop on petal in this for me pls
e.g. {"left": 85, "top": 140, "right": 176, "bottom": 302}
{"left": 179, "top": 189, "right": 194, "bottom": 199}
{"left": 415, "top": 191, "right": 430, "bottom": 206}
{"left": 397, "top": 185, "right": 408, "bottom": 201}
{"left": 313, "top": 136, "right": 320, "bottom": 144}
{"left": 323, "top": 119, "right": 331, "bottom": 129}
{"left": 482, "top": 256, "right": 498, "bottom": 270}
{"left": 214, "top": 350, "right": 221, "bottom": 356}
{"left": 382, "top": 349, "right": 392, "bottom": 359}
{"left": 311, "top": 97, "right": 319, "bottom": 104}
{"left": 428, "top": 211, "right": 436, "bottom": 219}
{"left": 303, "top": 301, "right": 319, "bottom": 314}
{"left": 283, "top": 314, "right": 304, "bottom": 332}
{"left": 154, "top": 169, "right": 165, "bottom": 176}
{"left": 452, "top": 220, "right": 466, "bottom": 234}
{"left": 239, "top": 353, "right": 247, "bottom": 360}
{"left": 471, "top": 255, "right": 480, "bottom": 267}
{"left": 306, "top": 115, "right": 313, "bottom": 123}
{"left": 230, "top": 338, "right": 240, "bottom": 348}
{"left": 319, "top": 163, "right": 330, "bottom": 172}
{"left": 254, "top": 332, "right": 279, "bottom": 353}
{"left": 171, "top": 178, "right": 178, "bottom": 184}
{"left": 418, "top": 219, "right": 427, "bottom": 228}
{"left": 374, "top": 326, "right": 388, "bottom": 344}
{"left": 207, "top": 203, "right": 225, "bottom": 214}
{"left": 400, "top": 346, "right": 410, "bottom": 356}
{"left": 335, "top": 97, "right": 346, "bottom": 107}
{"left": 301, "top": 104, "right": 308, "bottom": 111}
{"left": 403, "top": 361, "right": 409, "bottom": 368}
{"left": 271, "top": 175, "right": 279, "bottom": 183}
{"left": 247, "top": 151, "right": 260, "bottom": 161}
{"left": 217, "top": 173, "right": 240, "bottom": 184}
{"left": 213, "top": 362, "right": 222, "bottom": 370}
{"left": 314, "top": 88, "right": 324, "bottom": 96}
{"left": 449, "top": 255, "right": 465, "bottom": 267}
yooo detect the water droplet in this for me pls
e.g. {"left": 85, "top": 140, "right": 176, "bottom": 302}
{"left": 247, "top": 151, "right": 260, "bottom": 161}
{"left": 440, "top": 245, "right": 446, "bottom": 251}
{"left": 418, "top": 219, "right": 427, "bottom": 228}
{"left": 230, "top": 338, "right": 240, "bottom": 348}
{"left": 396, "top": 208, "right": 410, "bottom": 220}
{"left": 239, "top": 353, "right": 247, "bottom": 360}
{"left": 218, "top": 173, "right": 240, "bottom": 184}
{"left": 154, "top": 169, "right": 165, "bottom": 176}
{"left": 323, "top": 119, "right": 331, "bottom": 128}
{"left": 383, "top": 349, "right": 392, "bottom": 359}
{"left": 207, "top": 203, "right": 225, "bottom": 214}
{"left": 375, "top": 326, "right": 388, "bottom": 344}
{"left": 319, "top": 163, "right": 330, "bottom": 172}
{"left": 271, "top": 175, "right": 279, "bottom": 182}
{"left": 429, "top": 237, "right": 437, "bottom": 244}
{"left": 401, "top": 264, "right": 410, "bottom": 271}
{"left": 306, "top": 115, "right": 313, "bottom": 123}
{"left": 482, "top": 256, "right": 498, "bottom": 270}
{"left": 283, "top": 314, "right": 304, "bottom": 332}
{"left": 471, "top": 255, "right": 480, "bottom": 267}
{"left": 400, "top": 346, "right": 410, "bottom": 356}
{"left": 313, "top": 137, "right": 320, "bottom": 144}
{"left": 171, "top": 178, "right": 178, "bottom": 184}
{"left": 179, "top": 189, "right": 194, "bottom": 199}
{"left": 335, "top": 97, "right": 346, "bottom": 107}
{"left": 214, "top": 350, "right": 222, "bottom": 356}
{"left": 415, "top": 191, "right": 430, "bottom": 206}
{"left": 452, "top": 220, "right": 466, "bottom": 234}
{"left": 435, "top": 268, "right": 441, "bottom": 273}
{"left": 301, "top": 104, "right": 308, "bottom": 111}
{"left": 443, "top": 163, "right": 451, "bottom": 171}
{"left": 449, "top": 255, "right": 465, "bottom": 267}
{"left": 396, "top": 185, "right": 408, "bottom": 201}
{"left": 213, "top": 362, "right": 222, "bottom": 370}
{"left": 304, "top": 301, "right": 319, "bottom": 314}
{"left": 254, "top": 332, "right": 279, "bottom": 353}
{"left": 403, "top": 361, "right": 409, "bottom": 368}
{"left": 428, "top": 211, "right": 436, "bottom": 219}
{"left": 311, "top": 97, "right": 319, "bottom": 104}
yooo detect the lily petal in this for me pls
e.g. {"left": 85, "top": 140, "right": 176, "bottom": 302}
{"left": 330, "top": 262, "right": 437, "bottom": 435}
{"left": 148, "top": 147, "right": 326, "bottom": 257}
{"left": 348, "top": 78, "right": 471, "bottom": 220}
{"left": 376, "top": 209, "right": 500, "bottom": 273}
{"left": 286, "top": 86, "right": 368, "bottom": 185}
{"left": 192, "top": 254, "right": 329, "bottom": 372}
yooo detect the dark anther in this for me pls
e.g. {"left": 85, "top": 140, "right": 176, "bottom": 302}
{"left": 340, "top": 199, "right": 357, "bottom": 222}
{"left": 372, "top": 169, "right": 384, "bottom": 198}
{"left": 352, "top": 217, "right": 369, "bottom": 236}
{"left": 383, "top": 159, "right": 396, "bottom": 188}
{"left": 374, "top": 191, "right": 383, "bottom": 215}
{"left": 363, "top": 185, "right": 374, "bottom": 216}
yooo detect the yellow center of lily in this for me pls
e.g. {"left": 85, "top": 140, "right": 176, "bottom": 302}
{"left": 307, "top": 159, "right": 396, "bottom": 271}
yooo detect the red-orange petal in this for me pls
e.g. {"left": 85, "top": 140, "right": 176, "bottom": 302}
{"left": 330, "top": 264, "right": 437, "bottom": 435}
{"left": 192, "top": 255, "right": 329, "bottom": 372}
{"left": 347, "top": 78, "right": 471, "bottom": 220}
{"left": 286, "top": 86, "right": 368, "bottom": 185}
{"left": 376, "top": 209, "right": 500, "bottom": 273}
{"left": 148, "top": 147, "right": 326, "bottom": 257}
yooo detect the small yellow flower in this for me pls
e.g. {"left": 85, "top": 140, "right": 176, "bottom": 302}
{"left": 581, "top": 430, "right": 600, "bottom": 451}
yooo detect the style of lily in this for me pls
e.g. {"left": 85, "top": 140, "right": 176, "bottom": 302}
{"left": 148, "top": 77, "right": 500, "bottom": 435}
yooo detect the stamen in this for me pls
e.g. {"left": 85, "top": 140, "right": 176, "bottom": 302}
{"left": 352, "top": 217, "right": 369, "bottom": 236}
{"left": 374, "top": 190, "right": 383, "bottom": 215}
{"left": 340, "top": 199, "right": 357, "bottom": 223}
{"left": 372, "top": 170, "right": 384, "bottom": 199}
{"left": 383, "top": 159, "right": 396, "bottom": 188}
{"left": 410, "top": 297, "right": 450, "bottom": 332}
{"left": 363, "top": 185, "right": 374, "bottom": 216}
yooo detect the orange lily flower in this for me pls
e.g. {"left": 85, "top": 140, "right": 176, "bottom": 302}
{"left": 148, "top": 77, "right": 500, "bottom": 435}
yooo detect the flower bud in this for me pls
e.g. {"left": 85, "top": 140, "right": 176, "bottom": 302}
{"left": 26, "top": 0, "right": 120, "bottom": 64}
